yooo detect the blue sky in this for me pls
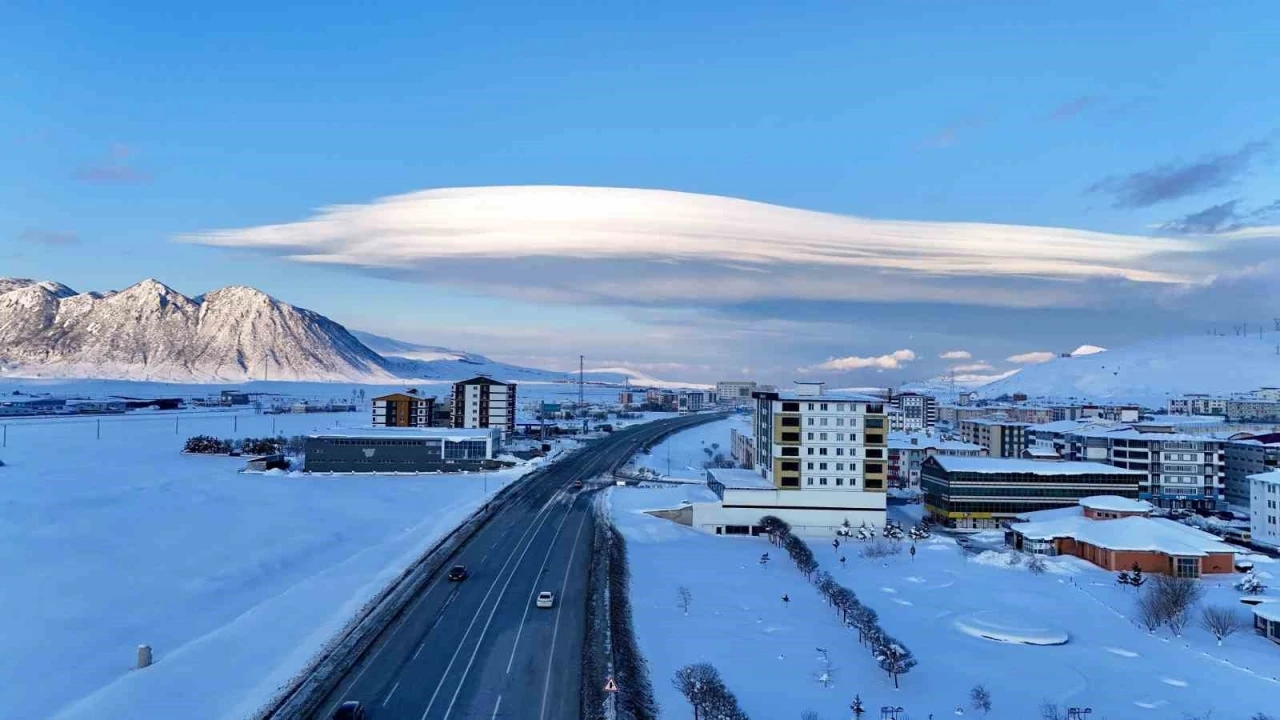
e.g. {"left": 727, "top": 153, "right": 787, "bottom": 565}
{"left": 3, "top": 1, "right": 1278, "bottom": 384}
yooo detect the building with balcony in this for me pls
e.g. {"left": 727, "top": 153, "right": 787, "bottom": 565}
{"left": 887, "top": 431, "right": 985, "bottom": 489}
{"left": 1063, "top": 426, "right": 1225, "bottom": 510}
{"left": 1226, "top": 434, "right": 1280, "bottom": 511}
{"left": 960, "top": 418, "right": 1031, "bottom": 458}
{"left": 372, "top": 391, "right": 439, "bottom": 428}
{"left": 451, "top": 376, "right": 516, "bottom": 434}
{"left": 889, "top": 392, "right": 938, "bottom": 431}
{"left": 716, "top": 381, "right": 757, "bottom": 407}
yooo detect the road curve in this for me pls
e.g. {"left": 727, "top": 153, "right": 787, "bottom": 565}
{"left": 309, "top": 414, "right": 723, "bottom": 720}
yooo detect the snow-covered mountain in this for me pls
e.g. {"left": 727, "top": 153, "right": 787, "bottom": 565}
{"left": 0, "top": 278, "right": 396, "bottom": 382}
{"left": 0, "top": 277, "right": 699, "bottom": 387}
{"left": 976, "top": 334, "right": 1280, "bottom": 405}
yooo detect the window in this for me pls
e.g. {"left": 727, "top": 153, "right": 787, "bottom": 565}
{"left": 781, "top": 477, "right": 800, "bottom": 488}
{"left": 781, "top": 432, "right": 800, "bottom": 442}
{"left": 836, "top": 418, "right": 845, "bottom": 426}
{"left": 837, "top": 403, "right": 845, "bottom": 411}
{"left": 865, "top": 448, "right": 883, "bottom": 458}
{"left": 807, "top": 478, "right": 814, "bottom": 485}
{"left": 866, "top": 433, "right": 884, "bottom": 444}
{"left": 782, "top": 402, "right": 799, "bottom": 412}
{"left": 807, "top": 418, "right": 815, "bottom": 426}
{"left": 836, "top": 433, "right": 844, "bottom": 441}
{"left": 783, "top": 447, "right": 799, "bottom": 457}
{"left": 821, "top": 403, "right": 828, "bottom": 411}
{"left": 836, "top": 448, "right": 844, "bottom": 456}
{"left": 807, "top": 462, "right": 814, "bottom": 470}
{"left": 865, "top": 462, "right": 884, "bottom": 474}
{"left": 820, "top": 418, "right": 829, "bottom": 426}
{"left": 820, "top": 433, "right": 828, "bottom": 441}
{"left": 819, "top": 462, "right": 828, "bottom": 470}
{"left": 819, "top": 478, "right": 828, "bottom": 485}
{"left": 819, "top": 448, "right": 828, "bottom": 456}
{"left": 1174, "top": 557, "right": 1199, "bottom": 578}
{"left": 836, "top": 463, "right": 844, "bottom": 471}
{"left": 781, "top": 416, "right": 800, "bottom": 427}
{"left": 808, "top": 403, "right": 815, "bottom": 411}
{"left": 781, "top": 461, "right": 799, "bottom": 471}
{"left": 806, "top": 448, "right": 814, "bottom": 455}
{"left": 836, "top": 477, "right": 844, "bottom": 486}
{"left": 865, "top": 418, "right": 884, "bottom": 429}
{"left": 807, "top": 432, "right": 814, "bottom": 440}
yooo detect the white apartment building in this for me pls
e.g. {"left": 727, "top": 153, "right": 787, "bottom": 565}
{"left": 1065, "top": 426, "right": 1225, "bottom": 510}
{"left": 715, "top": 381, "right": 757, "bottom": 407}
{"left": 889, "top": 392, "right": 938, "bottom": 431}
{"left": 747, "top": 381, "right": 888, "bottom": 532}
{"left": 676, "top": 389, "right": 717, "bottom": 414}
{"left": 1249, "top": 471, "right": 1280, "bottom": 549}
{"left": 450, "top": 376, "right": 516, "bottom": 434}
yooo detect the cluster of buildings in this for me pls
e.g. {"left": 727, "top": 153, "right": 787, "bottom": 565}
{"left": 370, "top": 376, "right": 517, "bottom": 433}
{"left": 1168, "top": 388, "right": 1280, "bottom": 422}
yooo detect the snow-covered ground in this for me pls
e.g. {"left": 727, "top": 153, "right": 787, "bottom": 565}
{"left": 0, "top": 409, "right": 569, "bottom": 719}
{"left": 625, "top": 414, "right": 746, "bottom": 480}
{"left": 611, "top": 482, "right": 1280, "bottom": 719}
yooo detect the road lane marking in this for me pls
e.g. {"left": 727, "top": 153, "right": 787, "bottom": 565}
{"left": 443, "top": 494, "right": 573, "bottom": 718}
{"left": 539, "top": 504, "right": 592, "bottom": 720}
{"left": 491, "top": 695, "right": 503, "bottom": 720}
{"left": 382, "top": 680, "right": 401, "bottom": 707}
{"left": 412, "top": 639, "right": 427, "bottom": 661}
{"left": 505, "top": 498, "right": 576, "bottom": 674}
{"left": 418, "top": 490, "right": 566, "bottom": 720}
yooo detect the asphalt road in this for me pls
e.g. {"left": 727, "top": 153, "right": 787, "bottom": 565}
{"left": 311, "top": 414, "right": 721, "bottom": 720}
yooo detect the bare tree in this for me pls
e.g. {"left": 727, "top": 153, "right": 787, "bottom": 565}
{"left": 1136, "top": 589, "right": 1165, "bottom": 632}
{"left": 1199, "top": 605, "right": 1243, "bottom": 645}
{"left": 1039, "top": 702, "right": 1065, "bottom": 720}
{"left": 800, "top": 712, "right": 821, "bottom": 720}
{"left": 1027, "top": 555, "right": 1048, "bottom": 575}
{"left": 678, "top": 586, "right": 693, "bottom": 616}
{"left": 1151, "top": 574, "right": 1205, "bottom": 636}
{"left": 673, "top": 663, "right": 721, "bottom": 720}
{"left": 970, "top": 684, "right": 992, "bottom": 715}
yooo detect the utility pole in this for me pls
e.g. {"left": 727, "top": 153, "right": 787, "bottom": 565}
{"left": 579, "top": 354, "right": 584, "bottom": 408}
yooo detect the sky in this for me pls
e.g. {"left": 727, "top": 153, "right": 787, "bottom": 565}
{"left": 3, "top": 1, "right": 1279, "bottom": 386}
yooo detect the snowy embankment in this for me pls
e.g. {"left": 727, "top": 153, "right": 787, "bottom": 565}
{"left": 610, "top": 482, "right": 1280, "bottom": 719}
{"left": 0, "top": 410, "right": 558, "bottom": 719}
{"left": 626, "top": 414, "right": 745, "bottom": 481}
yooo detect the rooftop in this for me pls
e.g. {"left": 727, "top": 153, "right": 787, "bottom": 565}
{"left": 887, "top": 431, "right": 983, "bottom": 452}
{"left": 1023, "top": 446, "right": 1061, "bottom": 459}
{"left": 931, "top": 456, "right": 1144, "bottom": 476}
{"left": 1012, "top": 507, "right": 1235, "bottom": 557}
{"left": 756, "top": 388, "right": 884, "bottom": 403}
{"left": 706, "top": 468, "right": 776, "bottom": 490}
{"left": 1079, "top": 495, "right": 1154, "bottom": 513}
{"left": 964, "top": 418, "right": 1032, "bottom": 427}
{"left": 1027, "top": 418, "right": 1121, "bottom": 434}
{"left": 1068, "top": 426, "right": 1215, "bottom": 442}
{"left": 1254, "top": 603, "right": 1280, "bottom": 623}
{"left": 1248, "top": 470, "right": 1280, "bottom": 486}
{"left": 310, "top": 427, "right": 500, "bottom": 440}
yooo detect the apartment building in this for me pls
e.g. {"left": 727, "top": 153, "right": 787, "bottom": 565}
{"left": 451, "top": 376, "right": 517, "bottom": 434}
{"left": 730, "top": 427, "right": 755, "bottom": 469}
{"left": 749, "top": 382, "right": 888, "bottom": 528}
{"left": 1250, "top": 470, "right": 1280, "bottom": 549}
{"left": 716, "top": 381, "right": 757, "bottom": 407}
{"left": 371, "top": 391, "right": 439, "bottom": 428}
{"left": 922, "top": 456, "right": 1143, "bottom": 529}
{"left": 676, "top": 389, "right": 717, "bottom": 414}
{"left": 1064, "top": 426, "right": 1225, "bottom": 510}
{"left": 1225, "top": 434, "right": 1280, "bottom": 511}
{"left": 1227, "top": 399, "right": 1280, "bottom": 422}
{"left": 889, "top": 392, "right": 938, "bottom": 431}
{"left": 960, "top": 418, "right": 1030, "bottom": 458}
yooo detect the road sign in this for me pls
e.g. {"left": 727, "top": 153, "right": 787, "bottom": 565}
{"left": 603, "top": 676, "right": 619, "bottom": 693}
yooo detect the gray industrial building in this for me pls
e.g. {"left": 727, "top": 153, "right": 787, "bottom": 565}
{"left": 303, "top": 427, "right": 503, "bottom": 473}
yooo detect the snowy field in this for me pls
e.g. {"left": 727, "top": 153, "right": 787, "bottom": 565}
{"left": 610, "top": 483, "right": 1280, "bottom": 720}
{"left": 627, "top": 414, "right": 746, "bottom": 480}
{"left": 0, "top": 408, "right": 565, "bottom": 719}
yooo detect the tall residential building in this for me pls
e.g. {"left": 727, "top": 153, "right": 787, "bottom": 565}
{"left": 676, "top": 389, "right": 717, "bottom": 414}
{"left": 889, "top": 392, "right": 938, "bottom": 431}
{"left": 451, "top": 376, "right": 516, "bottom": 434}
{"left": 960, "top": 418, "right": 1030, "bottom": 458}
{"left": 371, "top": 392, "right": 438, "bottom": 428}
{"left": 716, "top": 380, "right": 757, "bottom": 407}
{"left": 1249, "top": 470, "right": 1280, "bottom": 548}
{"left": 887, "top": 431, "right": 985, "bottom": 488}
{"left": 1225, "top": 434, "right": 1280, "bottom": 511}
{"left": 1063, "top": 426, "right": 1225, "bottom": 510}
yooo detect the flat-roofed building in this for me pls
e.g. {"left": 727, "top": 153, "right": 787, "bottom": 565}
{"left": 303, "top": 427, "right": 502, "bottom": 473}
{"left": 372, "top": 391, "right": 438, "bottom": 428}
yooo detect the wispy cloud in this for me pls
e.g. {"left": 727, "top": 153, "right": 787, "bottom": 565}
{"left": 18, "top": 228, "right": 79, "bottom": 245}
{"left": 811, "top": 349, "right": 916, "bottom": 372}
{"left": 950, "top": 362, "right": 993, "bottom": 372}
{"left": 1086, "top": 140, "right": 1270, "bottom": 208}
{"left": 1048, "top": 95, "right": 1103, "bottom": 121}
{"left": 918, "top": 116, "right": 989, "bottom": 149}
{"left": 1006, "top": 351, "right": 1056, "bottom": 364}
{"left": 75, "top": 142, "right": 150, "bottom": 184}
{"left": 939, "top": 350, "right": 971, "bottom": 360}
{"left": 1160, "top": 198, "right": 1280, "bottom": 234}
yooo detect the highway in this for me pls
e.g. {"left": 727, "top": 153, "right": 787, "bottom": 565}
{"left": 310, "top": 414, "right": 721, "bottom": 720}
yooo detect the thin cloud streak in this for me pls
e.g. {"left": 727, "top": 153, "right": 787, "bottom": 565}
{"left": 810, "top": 349, "right": 916, "bottom": 372}
{"left": 1086, "top": 141, "right": 1270, "bottom": 208}
{"left": 1006, "top": 351, "right": 1056, "bottom": 364}
{"left": 939, "top": 350, "right": 971, "bottom": 360}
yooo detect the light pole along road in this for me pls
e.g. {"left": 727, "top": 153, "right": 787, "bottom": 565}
{"left": 309, "top": 413, "right": 725, "bottom": 720}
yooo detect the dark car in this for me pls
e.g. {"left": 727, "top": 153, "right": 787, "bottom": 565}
{"left": 332, "top": 701, "right": 366, "bottom": 720}
{"left": 572, "top": 480, "right": 584, "bottom": 490}
{"left": 447, "top": 564, "right": 468, "bottom": 581}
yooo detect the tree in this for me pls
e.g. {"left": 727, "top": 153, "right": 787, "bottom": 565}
{"left": 1199, "top": 605, "right": 1243, "bottom": 645}
{"left": 874, "top": 636, "right": 916, "bottom": 689}
{"left": 1027, "top": 555, "right": 1047, "bottom": 575}
{"left": 1129, "top": 563, "right": 1146, "bottom": 588}
{"left": 1136, "top": 589, "right": 1165, "bottom": 632}
{"left": 1150, "top": 574, "right": 1204, "bottom": 636}
{"left": 1117, "top": 570, "right": 1132, "bottom": 586}
{"left": 1236, "top": 571, "right": 1267, "bottom": 595}
{"left": 673, "top": 663, "right": 721, "bottom": 720}
{"left": 678, "top": 586, "right": 693, "bottom": 616}
{"left": 801, "top": 712, "right": 821, "bottom": 720}
{"left": 970, "top": 684, "right": 992, "bottom": 715}
{"left": 1038, "top": 702, "right": 1066, "bottom": 720}
{"left": 849, "top": 695, "right": 865, "bottom": 718}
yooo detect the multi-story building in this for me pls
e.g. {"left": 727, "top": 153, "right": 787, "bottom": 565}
{"left": 730, "top": 427, "right": 755, "bottom": 469}
{"left": 887, "top": 431, "right": 985, "bottom": 488}
{"left": 889, "top": 392, "right": 938, "bottom": 431}
{"left": 1169, "top": 394, "right": 1228, "bottom": 416}
{"left": 1227, "top": 399, "right": 1280, "bottom": 423}
{"left": 747, "top": 382, "right": 888, "bottom": 529}
{"left": 1225, "top": 434, "right": 1280, "bottom": 511}
{"left": 372, "top": 391, "right": 438, "bottom": 428}
{"left": 937, "top": 404, "right": 1014, "bottom": 427}
{"left": 1063, "top": 426, "right": 1225, "bottom": 510}
{"left": 1249, "top": 470, "right": 1280, "bottom": 549}
{"left": 960, "top": 418, "right": 1030, "bottom": 458}
{"left": 676, "top": 390, "right": 717, "bottom": 414}
{"left": 921, "top": 456, "right": 1143, "bottom": 529}
{"left": 1027, "top": 418, "right": 1121, "bottom": 457}
{"left": 303, "top": 427, "right": 502, "bottom": 473}
{"left": 716, "top": 381, "right": 757, "bottom": 407}
{"left": 451, "top": 376, "right": 516, "bottom": 434}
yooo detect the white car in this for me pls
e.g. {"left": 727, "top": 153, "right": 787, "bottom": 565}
{"left": 536, "top": 591, "right": 555, "bottom": 609}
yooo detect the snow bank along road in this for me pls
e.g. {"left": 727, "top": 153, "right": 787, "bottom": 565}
{"left": 305, "top": 413, "right": 726, "bottom": 720}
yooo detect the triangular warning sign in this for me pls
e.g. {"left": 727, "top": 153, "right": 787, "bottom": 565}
{"left": 603, "top": 676, "right": 619, "bottom": 693}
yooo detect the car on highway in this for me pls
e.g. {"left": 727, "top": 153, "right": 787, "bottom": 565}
{"left": 536, "top": 591, "right": 555, "bottom": 608}
{"left": 332, "top": 700, "right": 366, "bottom": 720}
{"left": 447, "top": 565, "right": 468, "bottom": 581}
{"left": 572, "top": 480, "right": 584, "bottom": 490}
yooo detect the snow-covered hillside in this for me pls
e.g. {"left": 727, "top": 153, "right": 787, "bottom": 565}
{"left": 978, "top": 334, "right": 1280, "bottom": 405}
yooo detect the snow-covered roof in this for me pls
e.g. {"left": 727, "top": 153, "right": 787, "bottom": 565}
{"left": 1248, "top": 470, "right": 1280, "bottom": 487}
{"left": 1079, "top": 495, "right": 1153, "bottom": 513}
{"left": 931, "top": 456, "right": 1144, "bottom": 476}
{"left": 964, "top": 418, "right": 1031, "bottom": 427}
{"left": 763, "top": 389, "right": 884, "bottom": 403}
{"left": 706, "top": 468, "right": 775, "bottom": 490}
{"left": 1011, "top": 512, "right": 1233, "bottom": 557}
{"left": 1068, "top": 426, "right": 1212, "bottom": 442}
{"left": 1254, "top": 603, "right": 1280, "bottom": 623}
{"left": 1023, "top": 446, "right": 1061, "bottom": 459}
{"left": 1027, "top": 418, "right": 1120, "bottom": 434}
{"left": 887, "top": 431, "right": 983, "bottom": 452}
{"left": 310, "top": 427, "right": 500, "bottom": 441}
